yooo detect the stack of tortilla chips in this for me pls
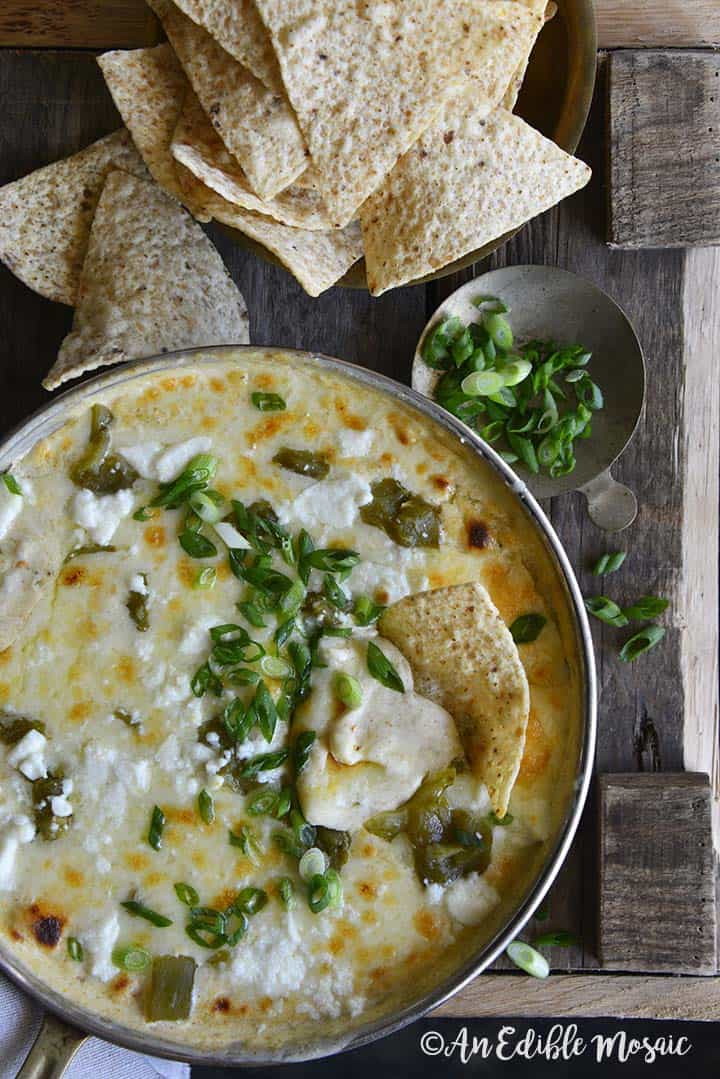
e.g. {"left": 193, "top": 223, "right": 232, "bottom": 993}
{"left": 0, "top": 0, "right": 591, "bottom": 338}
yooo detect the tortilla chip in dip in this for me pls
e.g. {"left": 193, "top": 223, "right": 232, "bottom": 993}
{"left": 379, "top": 582, "right": 531, "bottom": 818}
{"left": 171, "top": 90, "right": 333, "bottom": 230}
{"left": 43, "top": 170, "right": 249, "bottom": 390}
{"left": 0, "top": 129, "right": 147, "bottom": 306}
{"left": 253, "top": 0, "right": 540, "bottom": 227}
{"left": 98, "top": 43, "right": 210, "bottom": 219}
{"left": 150, "top": 0, "right": 308, "bottom": 201}
{"left": 361, "top": 100, "right": 591, "bottom": 296}
{"left": 171, "top": 0, "right": 283, "bottom": 93}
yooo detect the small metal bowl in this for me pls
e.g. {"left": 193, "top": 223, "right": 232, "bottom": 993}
{"left": 221, "top": 0, "right": 597, "bottom": 290}
{"left": 1, "top": 347, "right": 597, "bottom": 1068}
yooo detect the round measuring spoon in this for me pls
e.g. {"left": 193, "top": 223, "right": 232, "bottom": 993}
{"left": 412, "top": 265, "right": 645, "bottom": 532}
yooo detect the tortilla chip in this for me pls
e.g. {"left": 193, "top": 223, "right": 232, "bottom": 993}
{"left": 171, "top": 90, "right": 333, "bottom": 229}
{"left": 175, "top": 163, "right": 362, "bottom": 296}
{"left": 44, "top": 171, "right": 249, "bottom": 390}
{"left": 98, "top": 44, "right": 210, "bottom": 219}
{"left": 361, "top": 100, "right": 591, "bottom": 295}
{"left": 379, "top": 582, "right": 530, "bottom": 818}
{"left": 0, "top": 130, "right": 147, "bottom": 306}
{"left": 253, "top": 0, "right": 540, "bottom": 227}
{"left": 172, "top": 0, "right": 282, "bottom": 93}
{"left": 150, "top": 0, "right": 307, "bottom": 201}
{"left": 502, "top": 0, "right": 554, "bottom": 111}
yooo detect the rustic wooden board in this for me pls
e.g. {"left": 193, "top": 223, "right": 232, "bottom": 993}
{"left": 608, "top": 50, "right": 720, "bottom": 248}
{"left": 0, "top": 45, "right": 717, "bottom": 1016}
{"left": 1, "top": 0, "right": 719, "bottom": 49}
{"left": 598, "top": 774, "right": 717, "bottom": 974}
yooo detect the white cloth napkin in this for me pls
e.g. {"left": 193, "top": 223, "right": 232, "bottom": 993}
{"left": 0, "top": 974, "right": 189, "bottom": 1079}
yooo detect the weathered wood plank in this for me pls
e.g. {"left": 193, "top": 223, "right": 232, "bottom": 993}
{"left": 436, "top": 973, "right": 720, "bottom": 1020}
{"left": 598, "top": 774, "right": 717, "bottom": 974}
{"left": 608, "top": 51, "right": 720, "bottom": 249}
{"left": 1, "top": 1, "right": 718, "bottom": 49}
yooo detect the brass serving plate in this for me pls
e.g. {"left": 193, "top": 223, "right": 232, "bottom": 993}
{"left": 221, "top": 0, "right": 597, "bottom": 290}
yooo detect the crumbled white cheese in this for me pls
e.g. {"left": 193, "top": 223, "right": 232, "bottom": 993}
{"left": 347, "top": 560, "right": 412, "bottom": 605}
{"left": 72, "top": 488, "right": 135, "bottom": 546}
{"left": 0, "top": 484, "right": 22, "bottom": 541}
{"left": 336, "top": 428, "right": 374, "bottom": 457}
{"left": 117, "top": 441, "right": 162, "bottom": 477}
{"left": 444, "top": 874, "right": 500, "bottom": 927}
{"left": 128, "top": 573, "right": 148, "bottom": 595}
{"left": 49, "top": 777, "right": 74, "bottom": 818}
{"left": 277, "top": 476, "right": 372, "bottom": 532}
{"left": 8, "top": 729, "right": 48, "bottom": 780}
{"left": 154, "top": 437, "right": 212, "bottom": 482}
{"left": 424, "top": 883, "right": 445, "bottom": 906}
{"left": 0, "top": 815, "right": 36, "bottom": 891}
{"left": 213, "top": 521, "right": 252, "bottom": 549}
{"left": 84, "top": 910, "right": 120, "bottom": 982}
{"left": 179, "top": 615, "right": 218, "bottom": 657}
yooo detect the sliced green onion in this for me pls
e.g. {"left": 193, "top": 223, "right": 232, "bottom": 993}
{"left": 278, "top": 877, "right": 295, "bottom": 910}
{"left": 354, "top": 595, "right": 384, "bottom": 626}
{"left": 461, "top": 370, "right": 506, "bottom": 397}
{"left": 189, "top": 491, "right": 224, "bottom": 523}
{"left": 506, "top": 940, "right": 549, "bottom": 978}
{"left": 484, "top": 312, "right": 513, "bottom": 350}
{"left": 480, "top": 420, "right": 505, "bottom": 444}
{"left": 592, "top": 551, "right": 626, "bottom": 576}
{"left": 121, "top": 900, "right": 173, "bottom": 928}
{"left": 247, "top": 788, "right": 278, "bottom": 816}
{"left": 67, "top": 937, "right": 84, "bottom": 961}
{"left": 238, "top": 600, "right": 266, "bottom": 628}
{"left": 236, "top": 748, "right": 289, "bottom": 779}
{"left": 174, "top": 882, "right": 200, "bottom": 907}
{"left": 198, "top": 788, "right": 215, "bottom": 824}
{"left": 307, "top": 873, "right": 332, "bottom": 914}
{"left": 488, "top": 810, "right": 514, "bottom": 826}
{"left": 193, "top": 566, "right": 216, "bottom": 590}
{"left": 332, "top": 671, "right": 363, "bottom": 709}
{"left": 584, "top": 596, "right": 629, "bottom": 628}
{"left": 509, "top": 613, "right": 547, "bottom": 644}
{"left": 148, "top": 805, "right": 165, "bottom": 851}
{"left": 619, "top": 625, "right": 665, "bottom": 663}
{"left": 251, "top": 392, "right": 286, "bottom": 412}
{"left": 233, "top": 886, "right": 268, "bottom": 916}
{"left": 623, "top": 595, "right": 669, "bottom": 620}
{"left": 228, "top": 825, "right": 262, "bottom": 864}
{"left": 499, "top": 358, "right": 532, "bottom": 387}
{"left": 259, "top": 655, "right": 293, "bottom": 679}
{"left": 112, "top": 943, "right": 151, "bottom": 972}
{"left": 473, "top": 295, "right": 508, "bottom": 314}
{"left": 366, "top": 641, "right": 404, "bottom": 693}
{"left": 2, "top": 473, "right": 22, "bottom": 496}
{"left": 325, "top": 868, "right": 343, "bottom": 907}
{"left": 532, "top": 930, "right": 578, "bottom": 948}
{"left": 179, "top": 529, "right": 217, "bottom": 559}
{"left": 299, "top": 847, "right": 328, "bottom": 882}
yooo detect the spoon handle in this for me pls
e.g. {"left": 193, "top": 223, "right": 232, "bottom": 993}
{"left": 16, "top": 1013, "right": 86, "bottom": 1079}
{"left": 580, "top": 469, "right": 638, "bottom": 532}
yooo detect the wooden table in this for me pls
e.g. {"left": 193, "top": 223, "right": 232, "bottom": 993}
{"left": 0, "top": 0, "right": 718, "bottom": 1024}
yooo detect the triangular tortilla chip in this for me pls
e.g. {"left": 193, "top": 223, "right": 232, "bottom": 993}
{"left": 379, "top": 582, "right": 531, "bottom": 818}
{"left": 150, "top": 0, "right": 307, "bottom": 201}
{"left": 44, "top": 170, "right": 249, "bottom": 390}
{"left": 171, "top": 90, "right": 333, "bottom": 229}
{"left": 361, "top": 100, "right": 591, "bottom": 295}
{"left": 98, "top": 44, "right": 210, "bottom": 219}
{"left": 0, "top": 130, "right": 147, "bottom": 305}
{"left": 502, "top": 0, "right": 555, "bottom": 111}
{"left": 172, "top": 0, "right": 282, "bottom": 93}
{"left": 253, "top": 0, "right": 540, "bottom": 227}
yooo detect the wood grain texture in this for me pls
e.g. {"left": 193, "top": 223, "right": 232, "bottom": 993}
{"left": 435, "top": 973, "right": 720, "bottom": 1020}
{"left": 608, "top": 50, "right": 720, "bottom": 248}
{"left": 598, "top": 774, "right": 717, "bottom": 974}
{"left": 681, "top": 248, "right": 720, "bottom": 851}
{"left": 1, "top": 1, "right": 718, "bottom": 49}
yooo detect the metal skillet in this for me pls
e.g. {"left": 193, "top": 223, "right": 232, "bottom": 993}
{"left": 413, "top": 266, "right": 646, "bottom": 532}
{"left": 1, "top": 347, "right": 597, "bottom": 1072}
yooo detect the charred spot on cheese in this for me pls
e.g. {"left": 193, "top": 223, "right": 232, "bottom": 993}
{"left": 467, "top": 518, "right": 490, "bottom": 549}
{"left": 32, "top": 913, "right": 64, "bottom": 948}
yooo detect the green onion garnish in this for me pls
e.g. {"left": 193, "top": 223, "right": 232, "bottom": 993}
{"left": 112, "top": 943, "right": 151, "bottom": 972}
{"left": 293, "top": 731, "right": 316, "bottom": 773}
{"left": 247, "top": 788, "right": 279, "bottom": 817}
{"left": 198, "top": 788, "right": 215, "bottom": 824}
{"left": 488, "top": 810, "right": 514, "bottom": 826}
{"left": 233, "top": 886, "right": 268, "bottom": 916}
{"left": 584, "top": 596, "right": 629, "bottom": 628}
{"left": 509, "top": 613, "right": 547, "bottom": 643}
{"left": 251, "top": 392, "right": 286, "bottom": 412}
{"left": 366, "top": 641, "right": 404, "bottom": 693}
{"left": 506, "top": 940, "right": 550, "bottom": 978}
{"left": 67, "top": 937, "right": 83, "bottom": 961}
{"left": 228, "top": 825, "right": 262, "bottom": 864}
{"left": 237, "top": 600, "right": 266, "bottom": 628}
{"left": 332, "top": 671, "right": 363, "bottom": 709}
{"left": 193, "top": 566, "right": 217, "bottom": 590}
{"left": 278, "top": 877, "right": 295, "bottom": 910}
{"left": 259, "top": 655, "right": 293, "bottom": 680}
{"left": 147, "top": 805, "right": 165, "bottom": 851}
{"left": 179, "top": 529, "right": 217, "bottom": 559}
{"left": 353, "top": 595, "right": 384, "bottom": 626}
{"left": 121, "top": 900, "right": 173, "bottom": 928}
{"left": 236, "top": 748, "right": 289, "bottom": 779}
{"left": 623, "top": 595, "right": 669, "bottom": 620}
{"left": 174, "top": 882, "right": 200, "bottom": 907}
{"left": 592, "top": 551, "right": 626, "bottom": 576}
{"left": 2, "top": 473, "right": 22, "bottom": 496}
{"left": 619, "top": 625, "right": 665, "bottom": 663}
{"left": 532, "top": 930, "right": 578, "bottom": 948}
{"left": 307, "top": 873, "right": 332, "bottom": 914}
{"left": 299, "top": 847, "right": 328, "bottom": 882}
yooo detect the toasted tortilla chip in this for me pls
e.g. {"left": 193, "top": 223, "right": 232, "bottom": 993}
{"left": 150, "top": 0, "right": 307, "bottom": 201}
{"left": 0, "top": 130, "right": 147, "bottom": 306}
{"left": 254, "top": 0, "right": 539, "bottom": 227}
{"left": 44, "top": 171, "right": 249, "bottom": 390}
{"left": 379, "top": 582, "right": 530, "bottom": 818}
{"left": 172, "top": 0, "right": 282, "bottom": 92}
{"left": 502, "top": 0, "right": 554, "bottom": 111}
{"left": 361, "top": 100, "right": 591, "bottom": 295}
{"left": 98, "top": 44, "right": 210, "bottom": 219}
{"left": 171, "top": 91, "right": 333, "bottom": 229}
{"left": 175, "top": 163, "right": 362, "bottom": 296}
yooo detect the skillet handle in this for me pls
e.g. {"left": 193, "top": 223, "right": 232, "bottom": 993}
{"left": 579, "top": 468, "right": 637, "bottom": 532}
{"left": 16, "top": 1013, "right": 86, "bottom": 1079}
